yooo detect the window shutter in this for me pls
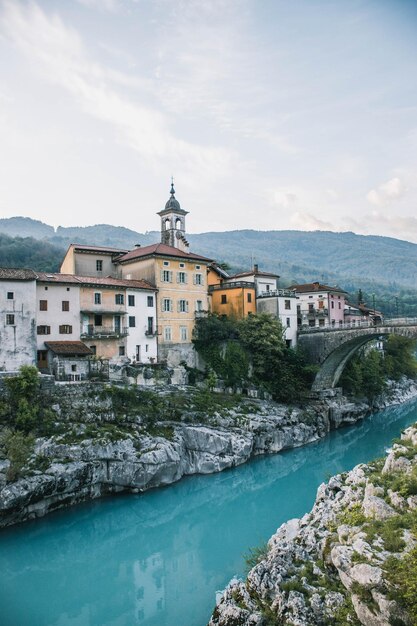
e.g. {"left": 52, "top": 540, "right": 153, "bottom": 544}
{"left": 177, "top": 300, "right": 181, "bottom": 313}
{"left": 161, "top": 299, "right": 165, "bottom": 312}
{"left": 160, "top": 270, "right": 164, "bottom": 282}
{"left": 176, "top": 272, "right": 180, "bottom": 283}
{"left": 193, "top": 274, "right": 196, "bottom": 285}
{"left": 186, "top": 301, "right": 189, "bottom": 313}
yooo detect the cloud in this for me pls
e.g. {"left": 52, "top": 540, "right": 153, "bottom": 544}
{"left": 290, "top": 211, "right": 336, "bottom": 231}
{"left": 344, "top": 212, "right": 417, "bottom": 243}
{"left": 366, "top": 177, "right": 405, "bottom": 206}
{"left": 0, "top": 1, "right": 234, "bottom": 181}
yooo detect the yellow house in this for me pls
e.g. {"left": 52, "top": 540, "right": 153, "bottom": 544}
{"left": 207, "top": 264, "right": 256, "bottom": 318}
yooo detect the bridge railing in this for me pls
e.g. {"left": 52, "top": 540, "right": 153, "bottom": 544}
{"left": 298, "top": 317, "right": 417, "bottom": 334}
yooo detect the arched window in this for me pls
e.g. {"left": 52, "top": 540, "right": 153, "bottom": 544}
{"left": 175, "top": 217, "right": 182, "bottom": 230}
{"left": 164, "top": 218, "right": 170, "bottom": 230}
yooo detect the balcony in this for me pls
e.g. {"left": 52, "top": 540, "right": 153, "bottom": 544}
{"left": 145, "top": 325, "right": 161, "bottom": 336}
{"left": 81, "top": 325, "right": 128, "bottom": 339}
{"left": 307, "top": 308, "right": 328, "bottom": 317}
{"left": 195, "top": 310, "right": 209, "bottom": 318}
{"left": 208, "top": 281, "right": 254, "bottom": 292}
{"left": 257, "top": 289, "right": 297, "bottom": 298}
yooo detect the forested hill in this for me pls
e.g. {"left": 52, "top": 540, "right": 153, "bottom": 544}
{"left": 0, "top": 217, "right": 416, "bottom": 305}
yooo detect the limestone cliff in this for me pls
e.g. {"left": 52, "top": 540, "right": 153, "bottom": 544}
{"left": 209, "top": 421, "right": 417, "bottom": 626}
{"left": 0, "top": 380, "right": 416, "bottom": 530}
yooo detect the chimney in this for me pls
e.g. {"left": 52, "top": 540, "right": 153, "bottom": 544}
{"left": 134, "top": 244, "right": 141, "bottom": 248}
{"left": 253, "top": 263, "right": 259, "bottom": 273}
{"left": 313, "top": 281, "right": 320, "bottom": 290}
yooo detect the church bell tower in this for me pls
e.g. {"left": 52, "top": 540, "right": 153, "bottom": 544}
{"left": 157, "top": 180, "right": 190, "bottom": 252}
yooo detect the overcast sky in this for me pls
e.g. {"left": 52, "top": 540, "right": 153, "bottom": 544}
{"left": 0, "top": 0, "right": 416, "bottom": 242}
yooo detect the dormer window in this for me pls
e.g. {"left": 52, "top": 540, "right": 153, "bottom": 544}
{"left": 96, "top": 260, "right": 103, "bottom": 272}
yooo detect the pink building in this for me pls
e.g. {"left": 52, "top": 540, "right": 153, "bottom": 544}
{"left": 288, "top": 281, "right": 348, "bottom": 329}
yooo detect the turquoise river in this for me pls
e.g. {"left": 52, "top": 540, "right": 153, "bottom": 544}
{"left": 1, "top": 398, "right": 417, "bottom": 626}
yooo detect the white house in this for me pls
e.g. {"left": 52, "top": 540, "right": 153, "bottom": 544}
{"left": 125, "top": 287, "right": 158, "bottom": 363}
{"left": 0, "top": 268, "right": 37, "bottom": 370}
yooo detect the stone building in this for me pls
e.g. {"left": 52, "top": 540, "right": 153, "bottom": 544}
{"left": 290, "top": 282, "right": 348, "bottom": 329}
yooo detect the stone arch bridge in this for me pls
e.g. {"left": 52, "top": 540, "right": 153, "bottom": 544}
{"left": 297, "top": 319, "right": 417, "bottom": 391}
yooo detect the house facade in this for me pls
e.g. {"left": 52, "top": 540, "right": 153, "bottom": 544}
{"left": 0, "top": 268, "right": 37, "bottom": 370}
{"left": 290, "top": 282, "right": 348, "bottom": 328}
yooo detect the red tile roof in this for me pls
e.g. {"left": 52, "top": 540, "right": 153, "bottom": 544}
{"left": 117, "top": 242, "right": 213, "bottom": 264}
{"left": 45, "top": 341, "right": 93, "bottom": 356}
{"left": 0, "top": 268, "right": 37, "bottom": 280}
{"left": 35, "top": 272, "right": 156, "bottom": 290}
{"left": 69, "top": 244, "right": 129, "bottom": 254}
{"left": 229, "top": 270, "right": 279, "bottom": 279}
{"left": 288, "top": 282, "right": 348, "bottom": 294}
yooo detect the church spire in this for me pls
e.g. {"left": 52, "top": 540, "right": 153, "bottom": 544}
{"left": 170, "top": 176, "right": 175, "bottom": 197}
{"left": 157, "top": 179, "right": 189, "bottom": 252}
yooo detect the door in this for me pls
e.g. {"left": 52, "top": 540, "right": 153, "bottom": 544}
{"left": 114, "top": 315, "right": 121, "bottom": 333}
{"left": 37, "top": 350, "right": 48, "bottom": 369}
{"left": 136, "top": 345, "right": 141, "bottom": 362}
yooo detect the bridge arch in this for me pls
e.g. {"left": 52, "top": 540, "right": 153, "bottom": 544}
{"left": 297, "top": 322, "right": 417, "bottom": 391}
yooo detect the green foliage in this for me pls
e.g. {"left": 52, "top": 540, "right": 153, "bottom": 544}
{"left": 0, "top": 233, "right": 62, "bottom": 272}
{"left": 383, "top": 335, "right": 417, "bottom": 381}
{"left": 338, "top": 503, "right": 367, "bottom": 527}
{"left": 385, "top": 548, "right": 417, "bottom": 623}
{"left": 243, "top": 542, "right": 269, "bottom": 573}
{"left": 340, "top": 335, "right": 417, "bottom": 401}
{"left": 3, "top": 366, "right": 54, "bottom": 435}
{"left": 0, "top": 429, "right": 35, "bottom": 481}
{"left": 193, "top": 313, "right": 313, "bottom": 402}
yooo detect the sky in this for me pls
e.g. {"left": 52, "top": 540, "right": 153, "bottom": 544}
{"left": 0, "top": 0, "right": 417, "bottom": 242}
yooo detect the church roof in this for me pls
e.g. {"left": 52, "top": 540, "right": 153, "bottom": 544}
{"left": 116, "top": 242, "right": 212, "bottom": 264}
{"left": 157, "top": 181, "right": 188, "bottom": 216}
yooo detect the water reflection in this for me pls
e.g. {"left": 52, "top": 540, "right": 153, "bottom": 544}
{"left": 1, "top": 400, "right": 416, "bottom": 626}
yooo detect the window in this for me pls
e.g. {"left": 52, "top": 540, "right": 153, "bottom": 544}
{"left": 7, "top": 292, "right": 13, "bottom": 300}
{"left": 286, "top": 317, "right": 291, "bottom": 327}
{"left": 221, "top": 294, "right": 227, "bottom": 304}
{"left": 39, "top": 300, "right": 48, "bottom": 311}
{"left": 162, "top": 270, "right": 173, "bottom": 282}
{"left": 62, "top": 300, "right": 69, "bottom": 311}
{"left": 163, "top": 261, "right": 170, "bottom": 266}
{"left": 177, "top": 271, "right": 187, "bottom": 284}
{"left": 71, "top": 364, "right": 77, "bottom": 372}
{"left": 308, "top": 303, "right": 314, "bottom": 312}
{"left": 164, "top": 326, "right": 172, "bottom": 341}
{"left": 44, "top": 286, "right": 48, "bottom": 291}
{"left": 94, "top": 292, "right": 101, "bottom": 305}
{"left": 147, "top": 295, "right": 154, "bottom": 307}
{"left": 309, "top": 319, "right": 315, "bottom": 327}
{"left": 59, "top": 325, "right": 72, "bottom": 334}
{"left": 145, "top": 344, "right": 149, "bottom": 352}
{"left": 6, "top": 314, "right": 15, "bottom": 325}
{"left": 195, "top": 265, "right": 201, "bottom": 270}
{"left": 115, "top": 293, "right": 124, "bottom": 305}
{"left": 94, "top": 314, "right": 102, "bottom": 326}
{"left": 178, "top": 299, "right": 188, "bottom": 313}
{"left": 90, "top": 345, "right": 97, "bottom": 355}
{"left": 180, "top": 326, "right": 187, "bottom": 341}
{"left": 266, "top": 284, "right": 270, "bottom": 292}
{"left": 119, "top": 346, "right": 125, "bottom": 356}
{"left": 96, "top": 260, "right": 103, "bottom": 272}
{"left": 162, "top": 298, "right": 172, "bottom": 312}
{"left": 128, "top": 316, "right": 136, "bottom": 327}
{"left": 331, "top": 301, "right": 335, "bottom": 309}
{"left": 128, "top": 295, "right": 135, "bottom": 307}
{"left": 179, "top": 263, "right": 185, "bottom": 268}
{"left": 338, "top": 302, "right": 341, "bottom": 309}
{"left": 319, "top": 318, "right": 325, "bottom": 327}
{"left": 195, "top": 300, "right": 203, "bottom": 312}
{"left": 67, "top": 287, "right": 70, "bottom": 292}
{"left": 318, "top": 300, "right": 324, "bottom": 309}
{"left": 147, "top": 317, "right": 154, "bottom": 334}
{"left": 194, "top": 273, "right": 203, "bottom": 285}
{"left": 285, "top": 299, "right": 291, "bottom": 310}
{"left": 247, "top": 292, "right": 252, "bottom": 303}
{"left": 37, "top": 325, "right": 51, "bottom": 335}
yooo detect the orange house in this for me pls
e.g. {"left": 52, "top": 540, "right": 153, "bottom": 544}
{"left": 208, "top": 264, "right": 256, "bottom": 318}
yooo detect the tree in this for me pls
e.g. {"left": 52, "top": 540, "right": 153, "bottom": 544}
{"left": 238, "top": 314, "right": 285, "bottom": 381}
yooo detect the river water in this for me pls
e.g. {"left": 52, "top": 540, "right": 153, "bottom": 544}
{"left": 1, "top": 399, "right": 417, "bottom": 626}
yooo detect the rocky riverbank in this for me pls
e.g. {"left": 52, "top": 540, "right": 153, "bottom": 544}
{"left": 209, "top": 400, "right": 417, "bottom": 625}
{"left": 0, "top": 379, "right": 416, "bottom": 529}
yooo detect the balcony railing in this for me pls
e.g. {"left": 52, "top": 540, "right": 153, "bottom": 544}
{"left": 195, "top": 310, "right": 209, "bottom": 318}
{"left": 208, "top": 281, "right": 255, "bottom": 292}
{"left": 307, "top": 308, "right": 328, "bottom": 316}
{"left": 257, "top": 289, "right": 297, "bottom": 298}
{"left": 81, "top": 325, "right": 128, "bottom": 339}
{"left": 145, "top": 325, "right": 161, "bottom": 336}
